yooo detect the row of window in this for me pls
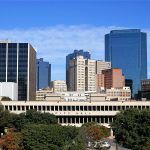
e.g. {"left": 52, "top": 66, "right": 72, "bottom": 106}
{"left": 4, "top": 105, "right": 150, "bottom": 111}
{"left": 58, "top": 116, "right": 113, "bottom": 124}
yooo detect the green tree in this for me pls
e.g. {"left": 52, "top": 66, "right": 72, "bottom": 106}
{"left": 111, "top": 109, "right": 150, "bottom": 150}
{"left": 13, "top": 110, "right": 58, "bottom": 130}
{"left": 1, "top": 96, "right": 12, "bottom": 101}
{"left": 0, "top": 110, "right": 17, "bottom": 133}
{"left": 0, "top": 103, "right": 4, "bottom": 112}
{"left": 22, "top": 124, "right": 81, "bottom": 150}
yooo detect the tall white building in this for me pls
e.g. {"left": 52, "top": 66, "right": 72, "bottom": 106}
{"left": 68, "top": 56, "right": 96, "bottom": 92}
{"left": 85, "top": 59, "right": 96, "bottom": 91}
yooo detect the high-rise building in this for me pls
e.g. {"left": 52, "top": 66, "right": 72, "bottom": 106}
{"left": 96, "top": 61, "right": 111, "bottom": 91}
{"left": 105, "top": 29, "right": 147, "bottom": 97}
{"left": 102, "top": 68, "right": 125, "bottom": 89}
{"left": 68, "top": 56, "right": 96, "bottom": 92}
{"left": 0, "top": 41, "right": 36, "bottom": 101}
{"left": 66, "top": 50, "right": 91, "bottom": 90}
{"left": 36, "top": 58, "right": 51, "bottom": 90}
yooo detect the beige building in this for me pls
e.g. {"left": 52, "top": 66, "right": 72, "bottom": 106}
{"left": 96, "top": 61, "right": 111, "bottom": 74}
{"left": 85, "top": 59, "right": 96, "bottom": 91}
{"left": 69, "top": 56, "right": 96, "bottom": 92}
{"left": 50, "top": 80, "right": 67, "bottom": 93}
{"left": 106, "top": 87, "right": 131, "bottom": 101}
{"left": 46, "top": 91, "right": 106, "bottom": 102}
{"left": 96, "top": 61, "right": 111, "bottom": 91}
{"left": 36, "top": 88, "right": 53, "bottom": 101}
{"left": 1, "top": 100, "right": 150, "bottom": 128}
{"left": 102, "top": 68, "right": 125, "bottom": 89}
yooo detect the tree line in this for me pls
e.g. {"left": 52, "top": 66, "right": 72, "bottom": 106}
{"left": 0, "top": 105, "right": 110, "bottom": 150}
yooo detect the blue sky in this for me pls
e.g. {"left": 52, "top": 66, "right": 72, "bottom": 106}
{"left": 0, "top": 0, "right": 150, "bottom": 80}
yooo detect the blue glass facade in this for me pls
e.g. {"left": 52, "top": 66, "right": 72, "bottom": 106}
{"left": 105, "top": 29, "right": 147, "bottom": 97}
{"left": 36, "top": 58, "right": 51, "bottom": 90}
{"left": 0, "top": 42, "right": 36, "bottom": 100}
{"left": 66, "top": 50, "right": 91, "bottom": 90}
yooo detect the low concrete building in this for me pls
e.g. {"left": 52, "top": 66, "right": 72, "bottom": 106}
{"left": 46, "top": 91, "right": 106, "bottom": 102}
{"left": 1, "top": 100, "right": 150, "bottom": 128}
{"left": 50, "top": 80, "right": 67, "bottom": 93}
{"left": 36, "top": 88, "right": 53, "bottom": 100}
{"left": 0, "top": 82, "right": 18, "bottom": 100}
{"left": 106, "top": 87, "right": 131, "bottom": 101}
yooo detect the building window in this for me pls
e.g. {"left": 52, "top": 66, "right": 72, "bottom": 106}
{"left": 47, "top": 106, "right": 50, "bottom": 111}
{"left": 51, "top": 106, "right": 54, "bottom": 111}
{"left": 22, "top": 106, "right": 25, "bottom": 111}
{"left": 76, "top": 106, "right": 79, "bottom": 111}
{"left": 97, "top": 106, "right": 100, "bottom": 111}
{"left": 101, "top": 106, "right": 104, "bottom": 111}
{"left": 84, "top": 106, "right": 87, "bottom": 111}
{"left": 55, "top": 106, "right": 58, "bottom": 111}
{"left": 59, "top": 106, "right": 62, "bottom": 111}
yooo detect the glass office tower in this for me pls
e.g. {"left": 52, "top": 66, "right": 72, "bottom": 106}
{"left": 66, "top": 50, "right": 91, "bottom": 90}
{"left": 105, "top": 29, "right": 147, "bottom": 97}
{"left": 0, "top": 42, "right": 36, "bottom": 100}
{"left": 36, "top": 58, "right": 51, "bottom": 90}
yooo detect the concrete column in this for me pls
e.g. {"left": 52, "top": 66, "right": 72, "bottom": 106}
{"left": 104, "top": 117, "right": 105, "bottom": 123}
{"left": 70, "top": 117, "right": 72, "bottom": 124}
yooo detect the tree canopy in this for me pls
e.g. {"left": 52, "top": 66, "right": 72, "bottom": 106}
{"left": 0, "top": 109, "right": 110, "bottom": 150}
{"left": 111, "top": 109, "right": 150, "bottom": 150}
{"left": 22, "top": 124, "right": 82, "bottom": 150}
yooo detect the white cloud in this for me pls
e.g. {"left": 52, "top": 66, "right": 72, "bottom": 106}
{"left": 0, "top": 25, "right": 149, "bottom": 80}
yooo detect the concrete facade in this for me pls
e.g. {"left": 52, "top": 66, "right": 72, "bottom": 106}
{"left": 106, "top": 87, "right": 131, "bottom": 101}
{"left": 45, "top": 91, "right": 106, "bottom": 102}
{"left": 69, "top": 56, "right": 96, "bottom": 92}
{"left": 1, "top": 100, "right": 150, "bottom": 127}
{"left": 0, "top": 82, "right": 18, "bottom": 100}
{"left": 36, "top": 88, "right": 53, "bottom": 101}
{"left": 96, "top": 61, "right": 111, "bottom": 74}
{"left": 50, "top": 80, "right": 67, "bottom": 93}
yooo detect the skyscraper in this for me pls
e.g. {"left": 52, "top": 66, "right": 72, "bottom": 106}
{"left": 68, "top": 56, "right": 96, "bottom": 92}
{"left": 66, "top": 50, "right": 91, "bottom": 90}
{"left": 105, "top": 29, "right": 147, "bottom": 97}
{"left": 0, "top": 41, "right": 36, "bottom": 100}
{"left": 36, "top": 58, "right": 51, "bottom": 90}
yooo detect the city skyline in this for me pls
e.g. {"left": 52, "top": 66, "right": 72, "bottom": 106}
{"left": 0, "top": 0, "right": 149, "bottom": 80}
{"left": 105, "top": 29, "right": 147, "bottom": 97}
